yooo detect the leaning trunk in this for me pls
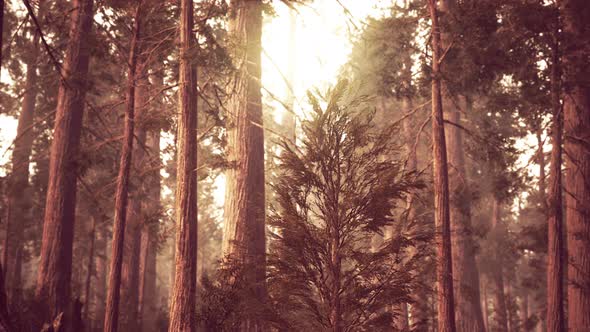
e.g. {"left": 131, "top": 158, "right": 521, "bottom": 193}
{"left": 35, "top": 0, "right": 94, "bottom": 326}
{"left": 103, "top": 3, "right": 141, "bottom": 331}
{"left": 428, "top": 1, "right": 456, "bottom": 331}
{"left": 167, "top": 0, "right": 198, "bottom": 330}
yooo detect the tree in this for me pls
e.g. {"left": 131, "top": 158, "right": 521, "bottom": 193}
{"left": 268, "top": 80, "right": 425, "bottom": 331}
{"left": 222, "top": 0, "right": 266, "bottom": 329}
{"left": 428, "top": 1, "right": 456, "bottom": 331}
{"left": 4, "top": 1, "right": 43, "bottom": 302}
{"left": 546, "top": 11, "right": 564, "bottom": 331}
{"left": 35, "top": 0, "right": 94, "bottom": 326}
{"left": 103, "top": 2, "right": 142, "bottom": 331}
{"left": 168, "top": 0, "right": 199, "bottom": 330}
{"left": 560, "top": 0, "right": 590, "bottom": 329}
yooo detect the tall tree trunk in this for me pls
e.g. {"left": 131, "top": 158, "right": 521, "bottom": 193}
{"left": 445, "top": 95, "right": 486, "bottom": 332}
{"left": 139, "top": 69, "right": 162, "bottom": 332}
{"left": 560, "top": 0, "right": 590, "bottom": 330}
{"left": 438, "top": 0, "right": 485, "bottom": 329}
{"left": 491, "top": 199, "right": 508, "bottom": 331}
{"left": 0, "top": 4, "right": 10, "bottom": 327}
{"left": 35, "top": 0, "right": 94, "bottom": 325}
{"left": 428, "top": 1, "right": 456, "bottom": 331}
{"left": 4, "top": 12, "right": 42, "bottom": 302}
{"left": 120, "top": 62, "right": 149, "bottom": 332}
{"left": 168, "top": 0, "right": 198, "bottom": 330}
{"left": 546, "top": 25, "right": 565, "bottom": 332}
{"left": 222, "top": 1, "right": 267, "bottom": 329}
{"left": 103, "top": 3, "right": 142, "bottom": 331}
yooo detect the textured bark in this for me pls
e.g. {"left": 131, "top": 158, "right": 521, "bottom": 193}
{"left": 519, "top": 293, "right": 528, "bottom": 330}
{"left": 491, "top": 200, "right": 508, "bottom": 332}
{"left": 120, "top": 63, "right": 149, "bottom": 332}
{"left": 223, "top": 1, "right": 267, "bottom": 329}
{"left": 445, "top": 96, "right": 486, "bottom": 332}
{"left": 546, "top": 29, "right": 565, "bottom": 332}
{"left": 437, "top": 0, "right": 485, "bottom": 329}
{"left": 560, "top": 0, "right": 590, "bottom": 330}
{"left": 103, "top": 3, "right": 142, "bottom": 331}
{"left": 35, "top": 0, "right": 94, "bottom": 324}
{"left": 4, "top": 11, "right": 42, "bottom": 301}
{"left": 139, "top": 71, "right": 162, "bottom": 332}
{"left": 428, "top": 1, "right": 456, "bottom": 331}
{"left": 167, "top": 0, "right": 198, "bottom": 330}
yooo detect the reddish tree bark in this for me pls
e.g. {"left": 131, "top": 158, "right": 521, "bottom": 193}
{"left": 4, "top": 9, "right": 43, "bottom": 301}
{"left": 546, "top": 25, "right": 565, "bottom": 332}
{"left": 560, "top": 0, "right": 590, "bottom": 330}
{"left": 35, "top": 0, "right": 94, "bottom": 324}
{"left": 428, "top": 1, "right": 456, "bottom": 331}
{"left": 103, "top": 3, "right": 142, "bottom": 331}
{"left": 222, "top": 0, "right": 267, "bottom": 329}
{"left": 120, "top": 63, "right": 149, "bottom": 332}
{"left": 168, "top": 0, "right": 198, "bottom": 330}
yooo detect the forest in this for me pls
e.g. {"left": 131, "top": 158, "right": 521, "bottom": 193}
{"left": 0, "top": 0, "right": 588, "bottom": 331}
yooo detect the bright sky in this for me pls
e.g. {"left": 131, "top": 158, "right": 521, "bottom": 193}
{"left": 0, "top": 0, "right": 539, "bottom": 216}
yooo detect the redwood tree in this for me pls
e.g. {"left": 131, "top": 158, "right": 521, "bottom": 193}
{"left": 103, "top": 2, "right": 142, "bottom": 331}
{"left": 222, "top": 0, "right": 267, "bottom": 329}
{"left": 560, "top": 0, "right": 590, "bottom": 329}
{"left": 546, "top": 19, "right": 564, "bottom": 331}
{"left": 35, "top": 0, "right": 94, "bottom": 323}
{"left": 168, "top": 0, "right": 198, "bottom": 330}
{"left": 428, "top": 0, "right": 456, "bottom": 331}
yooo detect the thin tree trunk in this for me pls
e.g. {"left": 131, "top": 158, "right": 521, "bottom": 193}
{"left": 4, "top": 14, "right": 42, "bottom": 302}
{"left": 168, "top": 0, "right": 198, "bottom": 330}
{"left": 140, "top": 70, "right": 162, "bottom": 332}
{"left": 120, "top": 61, "right": 149, "bottom": 332}
{"left": 438, "top": 0, "right": 485, "bottom": 329}
{"left": 103, "top": 3, "right": 142, "bottom": 331}
{"left": 222, "top": 1, "right": 267, "bottom": 329}
{"left": 92, "top": 218, "right": 107, "bottom": 331}
{"left": 83, "top": 215, "right": 97, "bottom": 325}
{"left": 482, "top": 281, "right": 489, "bottom": 331}
{"left": 546, "top": 25, "right": 565, "bottom": 332}
{"left": 35, "top": 0, "right": 94, "bottom": 326}
{"left": 560, "top": 0, "right": 590, "bottom": 330}
{"left": 491, "top": 199, "right": 508, "bottom": 331}
{"left": 0, "top": 0, "right": 9, "bottom": 310}
{"left": 428, "top": 1, "right": 456, "bottom": 331}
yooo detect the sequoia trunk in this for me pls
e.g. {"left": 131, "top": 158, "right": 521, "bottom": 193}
{"left": 35, "top": 0, "right": 94, "bottom": 324}
{"left": 167, "top": 0, "right": 198, "bottom": 330}
{"left": 428, "top": 1, "right": 456, "bottom": 331}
